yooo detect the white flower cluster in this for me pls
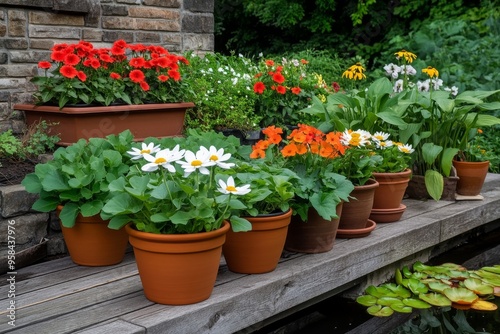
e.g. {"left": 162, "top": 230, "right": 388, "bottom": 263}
{"left": 383, "top": 63, "right": 458, "bottom": 96}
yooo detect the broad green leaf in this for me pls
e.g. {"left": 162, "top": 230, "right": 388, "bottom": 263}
{"left": 425, "top": 170, "right": 444, "bottom": 201}
{"left": 59, "top": 203, "right": 79, "bottom": 228}
{"left": 107, "top": 215, "right": 131, "bottom": 230}
{"left": 377, "top": 297, "right": 402, "bottom": 306}
{"left": 356, "top": 295, "right": 378, "bottom": 307}
{"left": 229, "top": 216, "right": 252, "bottom": 232}
{"left": 417, "top": 293, "right": 451, "bottom": 307}
{"left": 367, "top": 305, "right": 394, "bottom": 317}
{"left": 463, "top": 278, "right": 494, "bottom": 295}
{"left": 390, "top": 302, "right": 413, "bottom": 313}
{"left": 80, "top": 200, "right": 103, "bottom": 217}
{"left": 21, "top": 173, "right": 42, "bottom": 193}
{"left": 443, "top": 287, "right": 478, "bottom": 304}
{"left": 31, "top": 197, "right": 59, "bottom": 212}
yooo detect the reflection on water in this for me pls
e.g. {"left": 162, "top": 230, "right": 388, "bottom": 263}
{"left": 391, "top": 298, "right": 500, "bottom": 334}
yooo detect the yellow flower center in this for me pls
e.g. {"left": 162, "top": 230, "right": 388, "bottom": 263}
{"left": 140, "top": 149, "right": 150, "bottom": 154}
{"left": 210, "top": 155, "right": 219, "bottom": 161}
{"left": 349, "top": 133, "right": 361, "bottom": 146}
{"left": 226, "top": 186, "right": 237, "bottom": 192}
{"left": 154, "top": 157, "right": 166, "bottom": 164}
{"left": 191, "top": 160, "right": 202, "bottom": 166}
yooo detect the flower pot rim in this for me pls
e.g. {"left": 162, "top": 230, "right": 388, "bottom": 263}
{"left": 370, "top": 203, "right": 407, "bottom": 214}
{"left": 372, "top": 168, "right": 412, "bottom": 177}
{"left": 14, "top": 102, "right": 195, "bottom": 114}
{"left": 125, "top": 221, "right": 230, "bottom": 242}
{"left": 244, "top": 208, "right": 292, "bottom": 218}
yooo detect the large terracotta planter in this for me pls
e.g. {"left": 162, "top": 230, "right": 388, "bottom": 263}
{"left": 284, "top": 203, "right": 343, "bottom": 254}
{"left": 338, "top": 179, "right": 379, "bottom": 231}
{"left": 125, "top": 221, "right": 229, "bottom": 305}
{"left": 56, "top": 205, "right": 129, "bottom": 266}
{"left": 16, "top": 102, "right": 195, "bottom": 146}
{"left": 452, "top": 160, "right": 490, "bottom": 196}
{"left": 223, "top": 209, "right": 292, "bottom": 274}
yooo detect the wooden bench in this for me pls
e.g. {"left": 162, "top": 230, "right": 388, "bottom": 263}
{"left": 1, "top": 173, "right": 500, "bottom": 334}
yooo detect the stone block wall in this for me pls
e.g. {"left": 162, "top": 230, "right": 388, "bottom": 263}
{"left": 0, "top": 0, "right": 215, "bottom": 134}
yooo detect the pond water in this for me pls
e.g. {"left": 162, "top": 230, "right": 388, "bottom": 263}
{"left": 254, "top": 223, "right": 500, "bottom": 334}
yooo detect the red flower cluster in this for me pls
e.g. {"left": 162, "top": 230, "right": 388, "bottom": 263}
{"left": 252, "top": 59, "right": 306, "bottom": 96}
{"left": 39, "top": 40, "right": 187, "bottom": 92}
{"left": 33, "top": 40, "right": 191, "bottom": 108}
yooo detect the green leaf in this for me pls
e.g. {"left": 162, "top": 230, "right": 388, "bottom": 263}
{"left": 107, "top": 215, "right": 131, "bottom": 230}
{"left": 443, "top": 287, "right": 478, "bottom": 304}
{"left": 41, "top": 170, "right": 71, "bottom": 192}
{"left": 356, "top": 295, "right": 378, "bottom": 307}
{"left": 80, "top": 200, "right": 103, "bottom": 217}
{"left": 229, "top": 215, "right": 252, "bottom": 232}
{"left": 367, "top": 305, "right": 394, "bottom": 317}
{"left": 21, "top": 173, "right": 42, "bottom": 193}
{"left": 390, "top": 302, "right": 413, "bottom": 313}
{"left": 421, "top": 143, "right": 443, "bottom": 166}
{"left": 425, "top": 170, "right": 444, "bottom": 201}
{"left": 403, "top": 297, "right": 434, "bottom": 308}
{"left": 59, "top": 203, "right": 79, "bottom": 228}
{"left": 31, "top": 197, "right": 59, "bottom": 212}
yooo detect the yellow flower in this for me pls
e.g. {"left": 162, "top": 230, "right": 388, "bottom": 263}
{"left": 394, "top": 50, "right": 417, "bottom": 63}
{"left": 342, "top": 62, "right": 366, "bottom": 81}
{"left": 422, "top": 66, "right": 439, "bottom": 78}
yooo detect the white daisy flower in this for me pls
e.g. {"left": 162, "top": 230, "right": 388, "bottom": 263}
{"left": 127, "top": 142, "right": 161, "bottom": 160}
{"left": 217, "top": 176, "right": 251, "bottom": 195}
{"left": 375, "top": 140, "right": 393, "bottom": 149}
{"left": 142, "top": 145, "right": 185, "bottom": 173}
{"left": 201, "top": 146, "right": 235, "bottom": 169}
{"left": 372, "top": 131, "right": 390, "bottom": 142}
{"left": 177, "top": 147, "right": 216, "bottom": 176}
{"left": 398, "top": 143, "right": 415, "bottom": 154}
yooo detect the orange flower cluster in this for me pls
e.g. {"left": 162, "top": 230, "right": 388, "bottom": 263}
{"left": 250, "top": 124, "right": 345, "bottom": 160}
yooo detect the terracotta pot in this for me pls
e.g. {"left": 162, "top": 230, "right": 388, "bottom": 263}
{"left": 406, "top": 167, "right": 459, "bottom": 201}
{"left": 372, "top": 169, "right": 412, "bottom": 209}
{"left": 453, "top": 160, "right": 489, "bottom": 196}
{"left": 16, "top": 102, "right": 194, "bottom": 146}
{"left": 125, "top": 221, "right": 230, "bottom": 305}
{"left": 284, "top": 203, "right": 343, "bottom": 254}
{"left": 56, "top": 205, "right": 129, "bottom": 266}
{"left": 338, "top": 179, "right": 379, "bottom": 230}
{"left": 223, "top": 209, "right": 292, "bottom": 274}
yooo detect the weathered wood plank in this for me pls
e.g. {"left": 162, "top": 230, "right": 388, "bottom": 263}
{"left": 74, "top": 319, "right": 146, "bottom": 334}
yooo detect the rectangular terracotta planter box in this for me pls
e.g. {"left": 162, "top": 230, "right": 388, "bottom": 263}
{"left": 15, "top": 102, "right": 195, "bottom": 146}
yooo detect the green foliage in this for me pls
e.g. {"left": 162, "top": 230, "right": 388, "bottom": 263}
{"left": 183, "top": 52, "right": 261, "bottom": 132}
{"left": 0, "top": 121, "right": 60, "bottom": 162}
{"left": 22, "top": 130, "right": 134, "bottom": 227}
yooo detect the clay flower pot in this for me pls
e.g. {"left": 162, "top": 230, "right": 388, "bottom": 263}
{"left": 369, "top": 169, "right": 411, "bottom": 223}
{"left": 125, "top": 221, "right": 230, "bottom": 305}
{"left": 284, "top": 203, "right": 343, "bottom": 254}
{"left": 57, "top": 205, "right": 129, "bottom": 266}
{"left": 223, "top": 209, "right": 292, "bottom": 274}
{"left": 338, "top": 179, "right": 379, "bottom": 232}
{"left": 452, "top": 160, "right": 490, "bottom": 196}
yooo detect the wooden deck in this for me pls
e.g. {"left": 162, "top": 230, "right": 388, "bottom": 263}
{"left": 1, "top": 173, "right": 500, "bottom": 334}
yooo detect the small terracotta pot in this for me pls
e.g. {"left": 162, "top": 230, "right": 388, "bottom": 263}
{"left": 284, "top": 203, "right": 343, "bottom": 254}
{"left": 405, "top": 167, "right": 459, "bottom": 201}
{"left": 338, "top": 179, "right": 379, "bottom": 230}
{"left": 453, "top": 160, "right": 489, "bottom": 196}
{"left": 372, "top": 169, "right": 412, "bottom": 209}
{"left": 223, "top": 209, "right": 292, "bottom": 274}
{"left": 57, "top": 205, "right": 129, "bottom": 266}
{"left": 126, "top": 221, "right": 229, "bottom": 305}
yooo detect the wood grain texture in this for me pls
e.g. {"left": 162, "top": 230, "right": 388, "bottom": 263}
{"left": 1, "top": 173, "right": 499, "bottom": 334}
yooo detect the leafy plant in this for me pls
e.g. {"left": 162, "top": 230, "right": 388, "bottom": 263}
{"left": 21, "top": 130, "right": 134, "bottom": 227}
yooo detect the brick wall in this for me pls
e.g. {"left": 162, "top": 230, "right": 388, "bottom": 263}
{"left": 0, "top": 0, "right": 214, "bottom": 133}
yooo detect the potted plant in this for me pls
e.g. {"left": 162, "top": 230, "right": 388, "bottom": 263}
{"left": 15, "top": 40, "right": 195, "bottom": 146}
{"left": 249, "top": 124, "right": 354, "bottom": 253}
{"left": 221, "top": 161, "right": 298, "bottom": 274}
{"left": 452, "top": 129, "right": 493, "bottom": 196}
{"left": 100, "top": 131, "right": 254, "bottom": 305}
{"left": 20, "top": 130, "right": 135, "bottom": 266}
{"left": 369, "top": 132, "right": 415, "bottom": 223}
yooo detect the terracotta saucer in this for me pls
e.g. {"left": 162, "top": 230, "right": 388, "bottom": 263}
{"left": 369, "top": 204, "right": 407, "bottom": 223}
{"left": 336, "top": 219, "right": 376, "bottom": 239}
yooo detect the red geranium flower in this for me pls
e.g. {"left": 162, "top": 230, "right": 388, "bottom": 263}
{"left": 38, "top": 61, "right": 51, "bottom": 69}
{"left": 253, "top": 81, "right": 266, "bottom": 94}
{"left": 129, "top": 69, "right": 145, "bottom": 83}
{"left": 272, "top": 72, "right": 285, "bottom": 84}
{"left": 76, "top": 71, "right": 87, "bottom": 82}
{"left": 60, "top": 65, "right": 78, "bottom": 78}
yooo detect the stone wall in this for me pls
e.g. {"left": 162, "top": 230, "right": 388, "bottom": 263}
{"left": 0, "top": 0, "right": 215, "bottom": 134}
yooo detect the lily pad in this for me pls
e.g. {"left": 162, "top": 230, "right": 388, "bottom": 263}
{"left": 463, "top": 278, "right": 494, "bottom": 295}
{"left": 481, "top": 266, "right": 500, "bottom": 274}
{"left": 365, "top": 285, "right": 398, "bottom": 298}
{"left": 470, "top": 300, "right": 498, "bottom": 311}
{"left": 356, "top": 295, "right": 378, "bottom": 307}
{"left": 384, "top": 284, "right": 412, "bottom": 298}
{"left": 452, "top": 302, "right": 472, "bottom": 310}
{"left": 428, "top": 281, "right": 452, "bottom": 293}
{"left": 390, "top": 302, "right": 413, "bottom": 313}
{"left": 418, "top": 293, "right": 451, "bottom": 307}
{"left": 367, "top": 305, "right": 394, "bottom": 317}
{"left": 403, "top": 297, "right": 432, "bottom": 309}
{"left": 441, "top": 263, "right": 466, "bottom": 271}
{"left": 377, "top": 296, "right": 402, "bottom": 306}
{"left": 443, "top": 287, "right": 478, "bottom": 305}
{"left": 408, "top": 278, "right": 428, "bottom": 294}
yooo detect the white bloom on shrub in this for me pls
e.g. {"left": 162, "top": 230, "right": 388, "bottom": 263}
{"left": 127, "top": 142, "right": 161, "bottom": 160}
{"left": 203, "top": 146, "right": 235, "bottom": 169}
{"left": 394, "top": 79, "right": 404, "bottom": 92}
{"left": 142, "top": 145, "right": 185, "bottom": 173}
{"left": 217, "top": 176, "right": 251, "bottom": 195}
{"left": 401, "top": 64, "right": 416, "bottom": 75}
{"left": 417, "top": 80, "right": 430, "bottom": 92}
{"left": 384, "top": 63, "right": 401, "bottom": 79}
{"left": 431, "top": 78, "right": 444, "bottom": 90}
